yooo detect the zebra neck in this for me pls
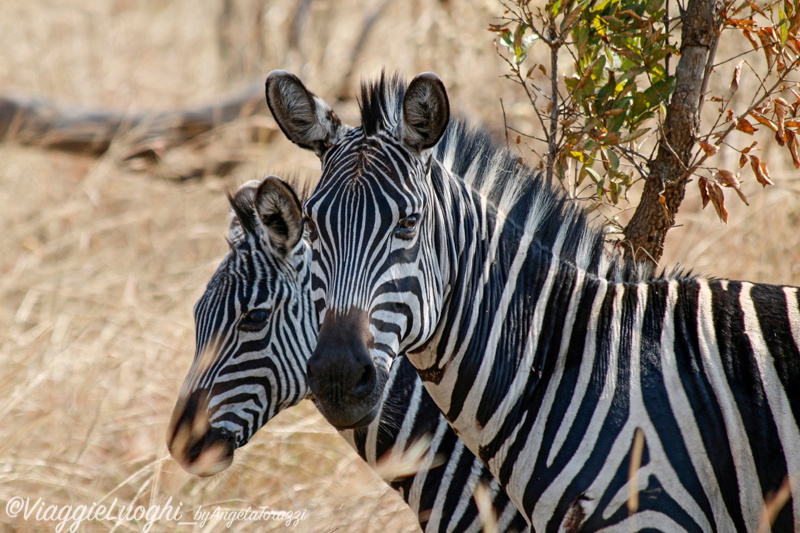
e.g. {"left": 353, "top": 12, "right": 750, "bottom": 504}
{"left": 418, "top": 172, "right": 601, "bottom": 447}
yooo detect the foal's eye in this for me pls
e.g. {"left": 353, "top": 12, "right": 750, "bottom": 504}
{"left": 304, "top": 216, "right": 318, "bottom": 242}
{"left": 239, "top": 308, "right": 270, "bottom": 331}
{"left": 394, "top": 214, "right": 420, "bottom": 239}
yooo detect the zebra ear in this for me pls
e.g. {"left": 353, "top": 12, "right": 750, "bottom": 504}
{"left": 227, "top": 180, "right": 263, "bottom": 245}
{"left": 399, "top": 72, "right": 450, "bottom": 151}
{"left": 253, "top": 175, "right": 304, "bottom": 257}
{"left": 265, "top": 70, "right": 349, "bottom": 157}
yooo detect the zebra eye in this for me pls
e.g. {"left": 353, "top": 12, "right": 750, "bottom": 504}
{"left": 394, "top": 214, "right": 420, "bottom": 239}
{"left": 239, "top": 308, "right": 270, "bottom": 331}
{"left": 304, "top": 216, "right": 318, "bottom": 242}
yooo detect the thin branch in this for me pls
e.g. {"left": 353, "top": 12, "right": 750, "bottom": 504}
{"left": 696, "top": 31, "right": 721, "bottom": 117}
{"left": 547, "top": 26, "right": 560, "bottom": 185}
{"left": 500, "top": 98, "right": 510, "bottom": 148}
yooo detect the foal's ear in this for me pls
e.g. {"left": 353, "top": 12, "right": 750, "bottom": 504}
{"left": 265, "top": 70, "right": 349, "bottom": 157}
{"left": 254, "top": 176, "right": 304, "bottom": 257}
{"left": 227, "top": 180, "right": 262, "bottom": 245}
{"left": 399, "top": 72, "right": 450, "bottom": 152}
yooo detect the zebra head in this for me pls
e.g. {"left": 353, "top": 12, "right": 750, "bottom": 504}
{"left": 266, "top": 71, "right": 450, "bottom": 429}
{"left": 167, "top": 176, "right": 315, "bottom": 476}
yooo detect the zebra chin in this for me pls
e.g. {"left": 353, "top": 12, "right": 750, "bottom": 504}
{"left": 312, "top": 396, "right": 383, "bottom": 430}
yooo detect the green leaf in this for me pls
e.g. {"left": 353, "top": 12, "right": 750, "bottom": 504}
{"left": 607, "top": 110, "right": 627, "bottom": 132}
{"left": 499, "top": 29, "right": 514, "bottom": 52}
{"left": 585, "top": 166, "right": 602, "bottom": 184}
{"left": 644, "top": 0, "right": 664, "bottom": 15}
{"left": 607, "top": 149, "right": 620, "bottom": 171}
{"left": 779, "top": 6, "right": 789, "bottom": 47}
{"left": 575, "top": 25, "right": 590, "bottom": 59}
{"left": 592, "top": 15, "right": 609, "bottom": 36}
{"left": 592, "top": 0, "right": 614, "bottom": 14}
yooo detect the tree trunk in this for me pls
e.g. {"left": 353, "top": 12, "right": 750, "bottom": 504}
{"left": 622, "top": 0, "right": 723, "bottom": 264}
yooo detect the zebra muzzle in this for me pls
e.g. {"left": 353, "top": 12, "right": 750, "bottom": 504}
{"left": 306, "top": 307, "right": 384, "bottom": 429}
{"left": 167, "top": 389, "right": 236, "bottom": 477}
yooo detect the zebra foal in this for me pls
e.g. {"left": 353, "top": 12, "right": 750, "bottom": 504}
{"left": 166, "top": 176, "right": 529, "bottom": 532}
{"left": 266, "top": 70, "right": 800, "bottom": 531}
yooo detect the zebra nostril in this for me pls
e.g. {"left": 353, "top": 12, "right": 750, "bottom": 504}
{"left": 352, "top": 363, "right": 376, "bottom": 399}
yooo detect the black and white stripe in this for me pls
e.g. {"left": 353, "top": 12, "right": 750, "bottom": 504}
{"left": 267, "top": 70, "right": 800, "bottom": 530}
{"left": 167, "top": 177, "right": 529, "bottom": 532}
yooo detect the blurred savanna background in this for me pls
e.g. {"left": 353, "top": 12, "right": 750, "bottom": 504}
{"left": 1, "top": 0, "right": 799, "bottom": 531}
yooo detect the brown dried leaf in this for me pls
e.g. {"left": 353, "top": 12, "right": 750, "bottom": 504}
{"left": 619, "top": 9, "right": 645, "bottom": 22}
{"left": 736, "top": 117, "right": 757, "bottom": 134}
{"left": 743, "top": 29, "right": 761, "bottom": 50}
{"left": 539, "top": 64, "right": 547, "bottom": 76}
{"left": 619, "top": 127, "right": 651, "bottom": 143}
{"left": 739, "top": 152, "right": 748, "bottom": 167}
{"left": 707, "top": 180, "right": 728, "bottom": 223}
{"left": 741, "top": 140, "right": 758, "bottom": 155}
{"left": 750, "top": 112, "right": 778, "bottom": 132}
{"left": 750, "top": 155, "right": 774, "bottom": 187}
{"left": 715, "top": 169, "right": 749, "bottom": 205}
{"left": 602, "top": 108, "right": 625, "bottom": 117}
{"left": 750, "top": 1, "right": 767, "bottom": 15}
{"left": 698, "top": 176, "right": 711, "bottom": 208}
{"left": 787, "top": 130, "right": 800, "bottom": 168}
{"left": 701, "top": 142, "right": 719, "bottom": 157}
{"left": 731, "top": 61, "right": 743, "bottom": 92}
{"left": 561, "top": 7, "right": 583, "bottom": 30}
{"left": 757, "top": 28, "right": 776, "bottom": 65}
{"left": 775, "top": 98, "right": 788, "bottom": 143}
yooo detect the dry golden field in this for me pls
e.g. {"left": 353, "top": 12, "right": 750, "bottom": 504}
{"left": 1, "top": 1, "right": 799, "bottom": 532}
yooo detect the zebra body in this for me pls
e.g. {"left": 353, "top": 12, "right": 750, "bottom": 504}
{"left": 266, "top": 70, "right": 800, "bottom": 530}
{"left": 167, "top": 177, "right": 529, "bottom": 532}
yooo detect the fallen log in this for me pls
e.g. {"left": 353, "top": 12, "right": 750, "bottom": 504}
{"left": 0, "top": 81, "right": 271, "bottom": 156}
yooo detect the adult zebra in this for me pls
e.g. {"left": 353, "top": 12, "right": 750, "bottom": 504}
{"left": 266, "top": 70, "right": 800, "bottom": 531}
{"left": 166, "top": 177, "right": 529, "bottom": 533}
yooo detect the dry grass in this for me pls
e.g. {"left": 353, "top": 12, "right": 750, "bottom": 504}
{"left": 1, "top": 1, "right": 799, "bottom": 532}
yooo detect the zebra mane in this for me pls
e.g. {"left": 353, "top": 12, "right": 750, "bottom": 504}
{"left": 359, "top": 71, "right": 406, "bottom": 137}
{"left": 356, "top": 73, "right": 653, "bottom": 282}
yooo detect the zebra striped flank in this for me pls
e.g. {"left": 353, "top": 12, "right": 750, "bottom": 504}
{"left": 167, "top": 176, "right": 529, "bottom": 533}
{"left": 267, "top": 69, "right": 800, "bottom": 531}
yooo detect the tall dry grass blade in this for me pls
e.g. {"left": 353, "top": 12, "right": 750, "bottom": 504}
{"left": 627, "top": 427, "right": 645, "bottom": 514}
{"left": 374, "top": 434, "right": 443, "bottom": 481}
{"left": 757, "top": 475, "right": 792, "bottom": 532}
{"left": 473, "top": 481, "right": 499, "bottom": 533}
